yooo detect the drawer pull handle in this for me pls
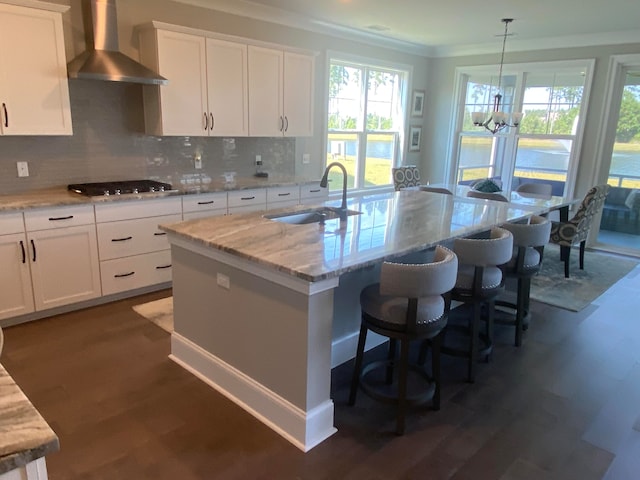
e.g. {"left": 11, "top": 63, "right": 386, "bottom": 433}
{"left": 114, "top": 271, "right": 135, "bottom": 278}
{"left": 20, "top": 240, "right": 26, "bottom": 263}
{"left": 197, "top": 200, "right": 215, "bottom": 205}
{"left": 156, "top": 264, "right": 172, "bottom": 269}
{"left": 309, "top": 189, "right": 321, "bottom": 193}
{"left": 154, "top": 232, "right": 167, "bottom": 236}
{"left": 241, "top": 196, "right": 255, "bottom": 201}
{"left": 30, "top": 239, "right": 36, "bottom": 262}
{"left": 49, "top": 215, "right": 74, "bottom": 221}
{"left": 111, "top": 236, "right": 133, "bottom": 242}
{"left": 277, "top": 193, "right": 290, "bottom": 197}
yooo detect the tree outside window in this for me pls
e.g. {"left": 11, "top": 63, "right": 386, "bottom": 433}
{"left": 326, "top": 60, "right": 407, "bottom": 192}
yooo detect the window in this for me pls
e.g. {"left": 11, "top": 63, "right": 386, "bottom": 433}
{"left": 453, "top": 60, "right": 594, "bottom": 197}
{"left": 326, "top": 58, "right": 408, "bottom": 192}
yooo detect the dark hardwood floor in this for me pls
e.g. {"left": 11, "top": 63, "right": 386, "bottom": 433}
{"left": 2, "top": 263, "right": 640, "bottom": 479}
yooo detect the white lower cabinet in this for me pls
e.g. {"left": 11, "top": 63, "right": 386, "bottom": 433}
{"left": 95, "top": 197, "right": 181, "bottom": 295}
{"left": 227, "top": 188, "right": 267, "bottom": 215}
{"left": 300, "top": 183, "right": 329, "bottom": 205}
{"left": 0, "top": 231, "right": 35, "bottom": 321}
{"left": 266, "top": 185, "right": 300, "bottom": 210}
{"left": 182, "top": 192, "right": 228, "bottom": 220}
{"left": 27, "top": 225, "right": 101, "bottom": 311}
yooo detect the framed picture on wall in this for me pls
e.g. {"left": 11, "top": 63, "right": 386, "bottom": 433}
{"left": 409, "top": 126, "right": 422, "bottom": 152}
{"left": 411, "top": 90, "right": 425, "bottom": 117}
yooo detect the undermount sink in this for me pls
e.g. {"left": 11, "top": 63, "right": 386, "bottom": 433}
{"left": 264, "top": 207, "right": 361, "bottom": 225}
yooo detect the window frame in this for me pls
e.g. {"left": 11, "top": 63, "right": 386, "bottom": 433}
{"left": 324, "top": 51, "right": 412, "bottom": 194}
{"left": 448, "top": 59, "right": 595, "bottom": 199}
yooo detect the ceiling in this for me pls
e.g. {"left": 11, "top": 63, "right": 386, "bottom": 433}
{"left": 173, "top": 0, "right": 640, "bottom": 57}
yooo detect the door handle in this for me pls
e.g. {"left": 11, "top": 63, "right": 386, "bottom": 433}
{"left": 48, "top": 215, "right": 74, "bottom": 221}
{"left": 284, "top": 116, "right": 289, "bottom": 132}
{"left": 111, "top": 236, "right": 133, "bottom": 242}
{"left": 19, "top": 240, "right": 26, "bottom": 263}
{"left": 156, "top": 264, "right": 172, "bottom": 269}
{"left": 30, "top": 239, "right": 36, "bottom": 262}
{"left": 210, "top": 113, "right": 214, "bottom": 130}
{"left": 1, "top": 103, "right": 7, "bottom": 128}
{"left": 203, "top": 112, "right": 208, "bottom": 130}
{"left": 114, "top": 271, "right": 135, "bottom": 278}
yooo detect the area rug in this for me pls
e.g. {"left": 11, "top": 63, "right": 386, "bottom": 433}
{"left": 132, "top": 297, "right": 173, "bottom": 333}
{"left": 530, "top": 245, "right": 639, "bottom": 312}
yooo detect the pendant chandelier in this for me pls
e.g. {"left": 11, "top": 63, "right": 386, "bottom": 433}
{"left": 472, "top": 18, "right": 523, "bottom": 134}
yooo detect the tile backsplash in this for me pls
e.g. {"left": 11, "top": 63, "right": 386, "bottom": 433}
{"left": 0, "top": 80, "right": 295, "bottom": 195}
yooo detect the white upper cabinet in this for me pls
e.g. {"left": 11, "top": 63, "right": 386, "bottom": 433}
{"left": 248, "top": 46, "right": 314, "bottom": 137}
{"left": 139, "top": 26, "right": 248, "bottom": 137}
{"left": 0, "top": 2, "right": 72, "bottom": 135}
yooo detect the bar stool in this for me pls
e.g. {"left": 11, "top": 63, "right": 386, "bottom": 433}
{"left": 497, "top": 215, "right": 551, "bottom": 346}
{"left": 442, "top": 227, "right": 513, "bottom": 382}
{"left": 348, "top": 245, "right": 458, "bottom": 435}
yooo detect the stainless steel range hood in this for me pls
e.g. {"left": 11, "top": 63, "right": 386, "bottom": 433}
{"left": 67, "top": 0, "right": 168, "bottom": 85}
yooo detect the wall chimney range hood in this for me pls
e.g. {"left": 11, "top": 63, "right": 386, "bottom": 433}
{"left": 67, "top": 0, "right": 168, "bottom": 85}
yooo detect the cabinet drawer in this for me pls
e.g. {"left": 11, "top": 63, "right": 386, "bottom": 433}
{"left": 24, "top": 205, "right": 95, "bottom": 231}
{"left": 97, "top": 214, "right": 181, "bottom": 260}
{"left": 182, "top": 192, "right": 228, "bottom": 213}
{"left": 183, "top": 210, "right": 227, "bottom": 221}
{"left": 0, "top": 212, "right": 24, "bottom": 234}
{"left": 267, "top": 186, "right": 300, "bottom": 205}
{"left": 227, "top": 188, "right": 266, "bottom": 208}
{"left": 95, "top": 197, "right": 182, "bottom": 222}
{"left": 101, "top": 250, "right": 172, "bottom": 296}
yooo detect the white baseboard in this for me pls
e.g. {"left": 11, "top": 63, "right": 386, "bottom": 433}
{"left": 170, "top": 333, "right": 337, "bottom": 452}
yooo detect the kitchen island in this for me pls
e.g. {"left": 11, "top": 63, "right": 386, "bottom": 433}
{"left": 160, "top": 189, "right": 561, "bottom": 451}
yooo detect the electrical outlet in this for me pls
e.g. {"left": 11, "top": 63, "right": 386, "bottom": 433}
{"left": 194, "top": 154, "right": 202, "bottom": 169}
{"left": 17, "top": 161, "right": 29, "bottom": 177}
{"left": 217, "top": 273, "right": 230, "bottom": 289}
{"left": 302, "top": 153, "right": 311, "bottom": 164}
{"left": 255, "top": 155, "right": 262, "bottom": 166}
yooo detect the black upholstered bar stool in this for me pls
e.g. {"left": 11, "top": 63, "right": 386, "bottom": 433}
{"left": 442, "top": 227, "right": 513, "bottom": 382}
{"left": 497, "top": 215, "right": 551, "bottom": 346}
{"left": 348, "top": 245, "right": 458, "bottom": 435}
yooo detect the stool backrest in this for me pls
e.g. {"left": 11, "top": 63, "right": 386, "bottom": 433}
{"left": 453, "top": 227, "right": 513, "bottom": 267}
{"left": 501, "top": 215, "right": 551, "bottom": 248}
{"left": 380, "top": 245, "right": 458, "bottom": 298}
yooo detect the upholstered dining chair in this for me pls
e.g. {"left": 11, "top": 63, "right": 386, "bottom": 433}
{"left": 515, "top": 182, "right": 553, "bottom": 197}
{"left": 349, "top": 245, "right": 458, "bottom": 435}
{"left": 442, "top": 227, "right": 513, "bottom": 382}
{"left": 549, "top": 184, "right": 610, "bottom": 278}
{"left": 498, "top": 215, "right": 552, "bottom": 346}
{"left": 392, "top": 165, "right": 421, "bottom": 191}
{"left": 420, "top": 186, "right": 453, "bottom": 195}
{"left": 466, "top": 190, "right": 509, "bottom": 202}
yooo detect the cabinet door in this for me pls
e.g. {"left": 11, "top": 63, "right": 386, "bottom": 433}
{"left": 283, "top": 52, "right": 314, "bottom": 137}
{"left": 0, "top": 4, "right": 71, "bottom": 135}
{"left": 155, "top": 30, "right": 208, "bottom": 136}
{"left": 28, "top": 225, "right": 101, "bottom": 311}
{"left": 248, "top": 46, "right": 283, "bottom": 136}
{"left": 206, "top": 38, "right": 248, "bottom": 136}
{"left": 0, "top": 233, "right": 34, "bottom": 320}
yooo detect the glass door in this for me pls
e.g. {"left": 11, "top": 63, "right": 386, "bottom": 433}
{"left": 597, "top": 66, "right": 640, "bottom": 254}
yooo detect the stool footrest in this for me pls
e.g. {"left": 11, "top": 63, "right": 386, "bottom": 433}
{"left": 358, "top": 359, "right": 436, "bottom": 407}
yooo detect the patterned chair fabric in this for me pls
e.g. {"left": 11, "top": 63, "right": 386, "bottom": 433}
{"left": 392, "top": 166, "right": 421, "bottom": 191}
{"left": 549, "top": 184, "right": 610, "bottom": 277}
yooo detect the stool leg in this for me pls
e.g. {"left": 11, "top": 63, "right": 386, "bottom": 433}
{"left": 579, "top": 241, "right": 586, "bottom": 270}
{"left": 386, "top": 338, "right": 397, "bottom": 384}
{"left": 348, "top": 323, "right": 368, "bottom": 406}
{"left": 515, "top": 277, "right": 526, "bottom": 347}
{"left": 396, "top": 338, "right": 410, "bottom": 435}
{"left": 431, "top": 333, "right": 441, "bottom": 411}
{"left": 468, "top": 302, "right": 480, "bottom": 383}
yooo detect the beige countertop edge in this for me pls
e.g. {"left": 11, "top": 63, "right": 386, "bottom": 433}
{"left": 0, "top": 364, "right": 59, "bottom": 475}
{"left": 0, "top": 177, "right": 322, "bottom": 212}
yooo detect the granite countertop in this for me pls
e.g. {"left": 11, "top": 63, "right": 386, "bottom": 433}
{"left": 0, "top": 175, "right": 321, "bottom": 212}
{"left": 160, "top": 189, "right": 538, "bottom": 282}
{"left": 0, "top": 364, "right": 59, "bottom": 475}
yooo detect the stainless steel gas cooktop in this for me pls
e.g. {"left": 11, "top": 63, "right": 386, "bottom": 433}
{"left": 68, "top": 180, "right": 176, "bottom": 197}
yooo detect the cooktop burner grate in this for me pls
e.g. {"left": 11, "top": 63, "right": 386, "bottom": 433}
{"left": 68, "top": 180, "right": 174, "bottom": 197}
